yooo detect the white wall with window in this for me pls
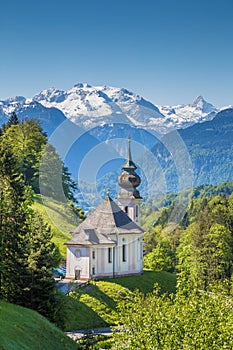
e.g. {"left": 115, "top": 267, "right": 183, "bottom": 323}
{"left": 66, "top": 246, "right": 90, "bottom": 279}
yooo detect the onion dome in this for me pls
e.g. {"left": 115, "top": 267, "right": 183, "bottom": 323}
{"left": 118, "top": 136, "right": 142, "bottom": 199}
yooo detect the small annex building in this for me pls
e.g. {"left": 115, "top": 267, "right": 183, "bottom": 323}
{"left": 65, "top": 136, "right": 144, "bottom": 280}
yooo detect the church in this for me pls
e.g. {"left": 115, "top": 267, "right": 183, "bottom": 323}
{"left": 65, "top": 137, "right": 144, "bottom": 280}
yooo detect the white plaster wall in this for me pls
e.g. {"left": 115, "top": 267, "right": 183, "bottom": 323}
{"left": 134, "top": 203, "right": 140, "bottom": 225}
{"left": 66, "top": 246, "right": 90, "bottom": 279}
{"left": 117, "top": 234, "right": 143, "bottom": 275}
{"left": 66, "top": 235, "right": 143, "bottom": 279}
{"left": 94, "top": 246, "right": 114, "bottom": 277}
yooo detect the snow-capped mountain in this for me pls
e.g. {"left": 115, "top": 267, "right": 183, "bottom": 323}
{"left": 32, "top": 85, "right": 219, "bottom": 132}
{"left": 158, "top": 95, "right": 218, "bottom": 129}
{"left": 33, "top": 83, "right": 169, "bottom": 133}
{"left": 0, "top": 97, "right": 68, "bottom": 136}
{"left": 0, "top": 84, "right": 220, "bottom": 135}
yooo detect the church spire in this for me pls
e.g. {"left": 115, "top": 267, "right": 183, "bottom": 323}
{"left": 122, "top": 135, "right": 137, "bottom": 171}
{"left": 118, "top": 136, "right": 141, "bottom": 199}
{"left": 117, "top": 136, "right": 142, "bottom": 224}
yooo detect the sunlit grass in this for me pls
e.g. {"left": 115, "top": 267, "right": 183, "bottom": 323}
{"left": 0, "top": 301, "right": 78, "bottom": 350}
{"left": 62, "top": 271, "right": 176, "bottom": 331}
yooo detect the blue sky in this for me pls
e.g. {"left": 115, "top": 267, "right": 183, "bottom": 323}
{"left": 1, "top": 0, "right": 233, "bottom": 107}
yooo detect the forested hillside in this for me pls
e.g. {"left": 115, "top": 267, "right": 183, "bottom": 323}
{"left": 150, "top": 108, "right": 233, "bottom": 192}
{"left": 142, "top": 186, "right": 233, "bottom": 289}
{"left": 0, "top": 114, "right": 84, "bottom": 328}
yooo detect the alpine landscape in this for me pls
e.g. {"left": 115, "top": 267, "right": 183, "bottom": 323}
{"left": 1, "top": 1, "right": 233, "bottom": 349}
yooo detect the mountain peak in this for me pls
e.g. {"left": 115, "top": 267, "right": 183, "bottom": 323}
{"left": 191, "top": 95, "right": 206, "bottom": 105}
{"left": 73, "top": 83, "right": 92, "bottom": 89}
{"left": 190, "top": 95, "right": 216, "bottom": 113}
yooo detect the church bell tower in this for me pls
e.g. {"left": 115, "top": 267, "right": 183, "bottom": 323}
{"left": 117, "top": 136, "right": 142, "bottom": 225}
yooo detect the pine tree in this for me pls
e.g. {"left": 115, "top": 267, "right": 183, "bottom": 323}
{"left": 0, "top": 112, "right": 19, "bottom": 135}
{"left": 23, "top": 214, "right": 60, "bottom": 321}
{"left": 0, "top": 143, "right": 31, "bottom": 303}
{"left": 6, "top": 112, "right": 19, "bottom": 128}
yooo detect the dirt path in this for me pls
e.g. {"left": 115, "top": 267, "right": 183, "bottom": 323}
{"left": 66, "top": 327, "right": 112, "bottom": 341}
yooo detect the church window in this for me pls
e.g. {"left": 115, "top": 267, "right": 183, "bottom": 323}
{"left": 124, "top": 206, "right": 128, "bottom": 214}
{"left": 75, "top": 249, "right": 81, "bottom": 259}
{"left": 92, "top": 267, "right": 95, "bottom": 275}
{"left": 92, "top": 250, "right": 95, "bottom": 259}
{"left": 135, "top": 205, "right": 139, "bottom": 218}
{"left": 108, "top": 247, "right": 112, "bottom": 263}
{"left": 122, "top": 244, "right": 126, "bottom": 262}
{"left": 140, "top": 242, "right": 143, "bottom": 259}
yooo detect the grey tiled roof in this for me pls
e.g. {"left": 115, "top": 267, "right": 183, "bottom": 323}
{"left": 66, "top": 196, "right": 144, "bottom": 246}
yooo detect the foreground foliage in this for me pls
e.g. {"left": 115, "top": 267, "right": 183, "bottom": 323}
{"left": 113, "top": 287, "right": 233, "bottom": 350}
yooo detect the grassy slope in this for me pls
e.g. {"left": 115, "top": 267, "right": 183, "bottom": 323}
{"left": 0, "top": 301, "right": 78, "bottom": 350}
{"left": 32, "top": 195, "right": 79, "bottom": 257}
{"left": 62, "top": 270, "right": 176, "bottom": 331}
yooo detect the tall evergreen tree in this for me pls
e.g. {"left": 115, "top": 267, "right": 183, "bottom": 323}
{"left": 0, "top": 140, "right": 62, "bottom": 323}
{"left": 0, "top": 143, "right": 31, "bottom": 303}
{"left": 24, "top": 214, "right": 60, "bottom": 321}
{"left": 0, "top": 112, "right": 19, "bottom": 136}
{"left": 6, "top": 112, "right": 19, "bottom": 128}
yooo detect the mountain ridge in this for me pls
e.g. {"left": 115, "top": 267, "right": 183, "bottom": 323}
{"left": 158, "top": 95, "right": 218, "bottom": 129}
{"left": 0, "top": 84, "right": 222, "bottom": 134}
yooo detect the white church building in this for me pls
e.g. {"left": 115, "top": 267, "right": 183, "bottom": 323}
{"left": 65, "top": 137, "right": 144, "bottom": 280}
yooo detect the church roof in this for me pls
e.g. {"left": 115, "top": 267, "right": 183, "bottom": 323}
{"left": 66, "top": 196, "right": 144, "bottom": 246}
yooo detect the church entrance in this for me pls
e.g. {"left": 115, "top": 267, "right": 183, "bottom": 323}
{"left": 75, "top": 268, "right": 81, "bottom": 280}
